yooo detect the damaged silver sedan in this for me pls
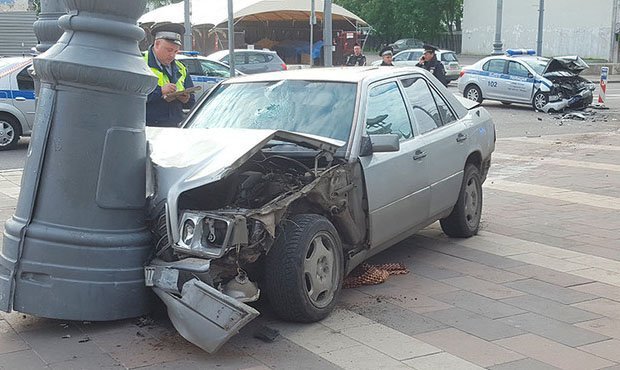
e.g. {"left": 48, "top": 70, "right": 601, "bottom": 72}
{"left": 145, "top": 67, "right": 496, "bottom": 352}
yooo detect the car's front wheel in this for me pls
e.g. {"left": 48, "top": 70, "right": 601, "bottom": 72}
{"left": 464, "top": 85, "right": 483, "bottom": 103}
{"left": 440, "top": 164, "right": 482, "bottom": 238}
{"left": 264, "top": 214, "right": 343, "bottom": 322}
{"left": 532, "top": 91, "right": 549, "bottom": 111}
{"left": 0, "top": 114, "right": 20, "bottom": 151}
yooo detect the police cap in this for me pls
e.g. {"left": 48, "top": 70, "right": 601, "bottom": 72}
{"left": 423, "top": 44, "right": 439, "bottom": 53}
{"left": 379, "top": 46, "right": 393, "bottom": 57}
{"left": 151, "top": 23, "right": 185, "bottom": 46}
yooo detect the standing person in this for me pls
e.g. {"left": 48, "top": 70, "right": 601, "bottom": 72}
{"left": 379, "top": 47, "right": 394, "bottom": 66}
{"left": 144, "top": 23, "right": 196, "bottom": 127}
{"left": 312, "top": 39, "right": 324, "bottom": 66}
{"left": 416, "top": 44, "right": 448, "bottom": 87}
{"left": 345, "top": 43, "right": 366, "bottom": 66}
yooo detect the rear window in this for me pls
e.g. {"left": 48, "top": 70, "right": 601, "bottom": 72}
{"left": 248, "top": 53, "right": 267, "bottom": 64}
{"left": 442, "top": 53, "right": 458, "bottom": 62}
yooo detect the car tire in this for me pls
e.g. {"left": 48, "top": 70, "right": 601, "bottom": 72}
{"left": 150, "top": 209, "right": 176, "bottom": 262}
{"left": 532, "top": 91, "right": 549, "bottom": 111}
{"left": 264, "top": 214, "right": 343, "bottom": 323}
{"left": 0, "top": 114, "right": 20, "bottom": 151}
{"left": 464, "top": 85, "right": 483, "bottom": 103}
{"left": 440, "top": 164, "right": 483, "bottom": 238}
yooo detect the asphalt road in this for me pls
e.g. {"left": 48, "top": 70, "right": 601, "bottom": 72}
{"left": 1, "top": 82, "right": 618, "bottom": 171}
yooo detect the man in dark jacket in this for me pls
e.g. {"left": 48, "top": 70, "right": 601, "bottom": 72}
{"left": 345, "top": 43, "right": 366, "bottom": 66}
{"left": 144, "top": 23, "right": 196, "bottom": 127}
{"left": 416, "top": 44, "right": 448, "bottom": 87}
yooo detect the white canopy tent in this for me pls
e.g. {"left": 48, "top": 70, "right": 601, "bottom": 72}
{"left": 139, "top": 0, "right": 367, "bottom": 28}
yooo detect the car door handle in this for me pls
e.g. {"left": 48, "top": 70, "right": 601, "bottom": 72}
{"left": 14, "top": 97, "right": 26, "bottom": 102}
{"left": 413, "top": 150, "right": 427, "bottom": 160}
{"left": 456, "top": 133, "right": 468, "bottom": 142}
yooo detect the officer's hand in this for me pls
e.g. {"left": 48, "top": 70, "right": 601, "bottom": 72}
{"left": 177, "top": 92, "right": 190, "bottom": 104}
{"left": 419, "top": 56, "right": 425, "bottom": 64}
{"left": 161, "top": 83, "right": 177, "bottom": 95}
{"left": 163, "top": 94, "right": 177, "bottom": 102}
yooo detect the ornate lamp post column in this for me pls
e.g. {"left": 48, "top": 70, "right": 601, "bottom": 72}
{"left": 492, "top": 0, "right": 504, "bottom": 55}
{"left": 33, "top": 0, "right": 66, "bottom": 53}
{"left": 0, "top": 0, "right": 157, "bottom": 320}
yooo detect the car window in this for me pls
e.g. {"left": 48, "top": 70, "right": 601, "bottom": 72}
{"left": 223, "top": 53, "right": 245, "bottom": 65}
{"left": 429, "top": 87, "right": 457, "bottom": 126}
{"left": 17, "top": 66, "right": 34, "bottom": 91}
{"left": 393, "top": 52, "right": 409, "bottom": 62}
{"left": 483, "top": 59, "right": 506, "bottom": 74}
{"left": 442, "top": 53, "right": 458, "bottom": 62}
{"left": 200, "top": 60, "right": 230, "bottom": 77}
{"left": 508, "top": 61, "right": 530, "bottom": 77}
{"left": 266, "top": 54, "right": 275, "bottom": 62}
{"left": 248, "top": 53, "right": 267, "bottom": 64}
{"left": 189, "top": 80, "right": 356, "bottom": 142}
{"left": 181, "top": 59, "right": 204, "bottom": 76}
{"left": 408, "top": 51, "right": 423, "bottom": 61}
{"left": 401, "top": 77, "right": 442, "bottom": 134}
{"left": 365, "top": 82, "right": 413, "bottom": 141}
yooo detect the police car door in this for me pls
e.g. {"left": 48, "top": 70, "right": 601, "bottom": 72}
{"left": 11, "top": 64, "right": 36, "bottom": 128}
{"left": 480, "top": 59, "right": 507, "bottom": 101}
{"left": 506, "top": 61, "right": 535, "bottom": 103}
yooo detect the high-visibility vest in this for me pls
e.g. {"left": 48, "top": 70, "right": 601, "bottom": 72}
{"left": 144, "top": 52, "right": 187, "bottom": 92}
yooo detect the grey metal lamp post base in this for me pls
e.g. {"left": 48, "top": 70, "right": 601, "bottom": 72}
{"left": 0, "top": 0, "right": 157, "bottom": 320}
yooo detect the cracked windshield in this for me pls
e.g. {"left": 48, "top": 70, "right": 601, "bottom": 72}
{"left": 188, "top": 80, "right": 357, "bottom": 142}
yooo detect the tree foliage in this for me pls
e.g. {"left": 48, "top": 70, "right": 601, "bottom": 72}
{"left": 334, "top": 0, "right": 462, "bottom": 43}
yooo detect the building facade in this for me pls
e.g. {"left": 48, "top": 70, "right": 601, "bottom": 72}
{"left": 462, "top": 0, "right": 620, "bottom": 61}
{"left": 0, "top": 0, "right": 29, "bottom": 12}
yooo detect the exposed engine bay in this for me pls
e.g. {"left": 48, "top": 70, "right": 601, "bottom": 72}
{"left": 541, "top": 56, "right": 595, "bottom": 113}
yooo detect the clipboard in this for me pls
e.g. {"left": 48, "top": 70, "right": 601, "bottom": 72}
{"left": 165, "top": 86, "right": 202, "bottom": 98}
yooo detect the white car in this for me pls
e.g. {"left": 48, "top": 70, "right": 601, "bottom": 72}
{"left": 371, "top": 48, "right": 462, "bottom": 82}
{"left": 0, "top": 56, "right": 35, "bottom": 150}
{"left": 458, "top": 49, "right": 595, "bottom": 111}
{"left": 176, "top": 53, "right": 239, "bottom": 99}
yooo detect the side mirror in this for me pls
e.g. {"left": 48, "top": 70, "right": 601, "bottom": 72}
{"left": 359, "top": 134, "right": 400, "bottom": 157}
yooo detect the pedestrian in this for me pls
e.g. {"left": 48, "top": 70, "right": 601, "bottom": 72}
{"left": 144, "top": 23, "right": 196, "bottom": 127}
{"left": 416, "top": 44, "right": 448, "bottom": 87}
{"left": 379, "top": 47, "right": 394, "bottom": 66}
{"left": 345, "top": 43, "right": 366, "bottom": 66}
{"left": 312, "top": 39, "right": 324, "bottom": 66}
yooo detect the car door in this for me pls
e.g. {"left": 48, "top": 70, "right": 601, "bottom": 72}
{"left": 401, "top": 76, "right": 467, "bottom": 218}
{"left": 506, "top": 61, "right": 536, "bottom": 103}
{"left": 10, "top": 64, "right": 35, "bottom": 129}
{"left": 479, "top": 59, "right": 507, "bottom": 100}
{"left": 359, "top": 80, "right": 430, "bottom": 248}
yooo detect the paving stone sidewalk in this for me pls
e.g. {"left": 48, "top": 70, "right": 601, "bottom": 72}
{"left": 1, "top": 130, "right": 620, "bottom": 369}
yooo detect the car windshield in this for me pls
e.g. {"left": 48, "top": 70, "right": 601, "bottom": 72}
{"left": 524, "top": 59, "right": 548, "bottom": 75}
{"left": 188, "top": 80, "right": 357, "bottom": 142}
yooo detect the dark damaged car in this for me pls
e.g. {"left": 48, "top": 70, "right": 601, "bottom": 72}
{"left": 145, "top": 67, "right": 496, "bottom": 352}
{"left": 458, "top": 49, "right": 596, "bottom": 112}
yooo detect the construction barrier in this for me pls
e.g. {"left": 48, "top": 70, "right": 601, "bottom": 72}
{"left": 598, "top": 66, "right": 609, "bottom": 106}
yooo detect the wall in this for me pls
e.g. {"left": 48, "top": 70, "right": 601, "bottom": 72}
{"left": 462, "top": 0, "right": 615, "bottom": 60}
{"left": 0, "top": 0, "right": 29, "bottom": 12}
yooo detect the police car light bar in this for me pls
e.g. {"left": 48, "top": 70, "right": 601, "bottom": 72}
{"left": 505, "top": 49, "right": 536, "bottom": 56}
{"left": 179, "top": 50, "right": 200, "bottom": 56}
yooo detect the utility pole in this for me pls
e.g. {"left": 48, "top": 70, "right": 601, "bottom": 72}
{"left": 536, "top": 0, "right": 544, "bottom": 56}
{"left": 184, "top": 0, "right": 192, "bottom": 50}
{"left": 228, "top": 0, "right": 236, "bottom": 76}
{"left": 492, "top": 0, "right": 503, "bottom": 55}
{"left": 309, "top": 0, "right": 315, "bottom": 67}
{"left": 323, "top": 0, "right": 333, "bottom": 66}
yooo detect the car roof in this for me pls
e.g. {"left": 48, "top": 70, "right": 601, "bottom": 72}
{"left": 222, "top": 66, "right": 430, "bottom": 84}
{"left": 396, "top": 48, "right": 455, "bottom": 54}
{"left": 207, "top": 49, "right": 276, "bottom": 59}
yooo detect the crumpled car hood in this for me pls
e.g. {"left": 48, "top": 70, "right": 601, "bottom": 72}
{"left": 544, "top": 56, "right": 589, "bottom": 75}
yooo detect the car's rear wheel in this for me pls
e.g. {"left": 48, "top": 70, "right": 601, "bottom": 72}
{"left": 532, "top": 91, "right": 549, "bottom": 111}
{"left": 0, "top": 114, "right": 20, "bottom": 151}
{"left": 440, "top": 164, "right": 482, "bottom": 238}
{"left": 464, "top": 85, "right": 483, "bottom": 103}
{"left": 264, "top": 214, "right": 343, "bottom": 322}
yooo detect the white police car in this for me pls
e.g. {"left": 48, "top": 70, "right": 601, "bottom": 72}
{"left": 458, "top": 49, "right": 595, "bottom": 112}
{"left": 176, "top": 52, "right": 239, "bottom": 99}
{"left": 0, "top": 56, "right": 35, "bottom": 150}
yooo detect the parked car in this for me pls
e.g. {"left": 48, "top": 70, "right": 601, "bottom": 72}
{"left": 206, "top": 49, "right": 287, "bottom": 75}
{"left": 0, "top": 56, "right": 34, "bottom": 150}
{"left": 372, "top": 48, "right": 462, "bottom": 83}
{"left": 388, "top": 38, "right": 424, "bottom": 54}
{"left": 458, "top": 49, "right": 596, "bottom": 111}
{"left": 144, "top": 66, "right": 495, "bottom": 353}
{"left": 176, "top": 53, "right": 240, "bottom": 99}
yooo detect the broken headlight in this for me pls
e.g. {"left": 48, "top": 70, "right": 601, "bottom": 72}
{"left": 175, "top": 212, "right": 248, "bottom": 258}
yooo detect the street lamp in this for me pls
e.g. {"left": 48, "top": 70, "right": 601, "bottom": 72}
{"left": 492, "top": 0, "right": 503, "bottom": 55}
{"left": 184, "top": 0, "right": 192, "bottom": 50}
{"left": 536, "top": 0, "right": 545, "bottom": 56}
{"left": 323, "top": 0, "right": 333, "bottom": 66}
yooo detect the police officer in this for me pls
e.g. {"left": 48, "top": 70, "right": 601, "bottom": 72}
{"left": 416, "top": 44, "right": 448, "bottom": 87}
{"left": 345, "top": 43, "right": 366, "bottom": 66}
{"left": 379, "top": 46, "right": 394, "bottom": 66}
{"left": 144, "top": 23, "right": 196, "bottom": 127}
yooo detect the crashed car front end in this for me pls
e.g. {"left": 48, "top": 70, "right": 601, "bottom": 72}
{"left": 144, "top": 127, "right": 364, "bottom": 353}
{"left": 539, "top": 56, "right": 596, "bottom": 112}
